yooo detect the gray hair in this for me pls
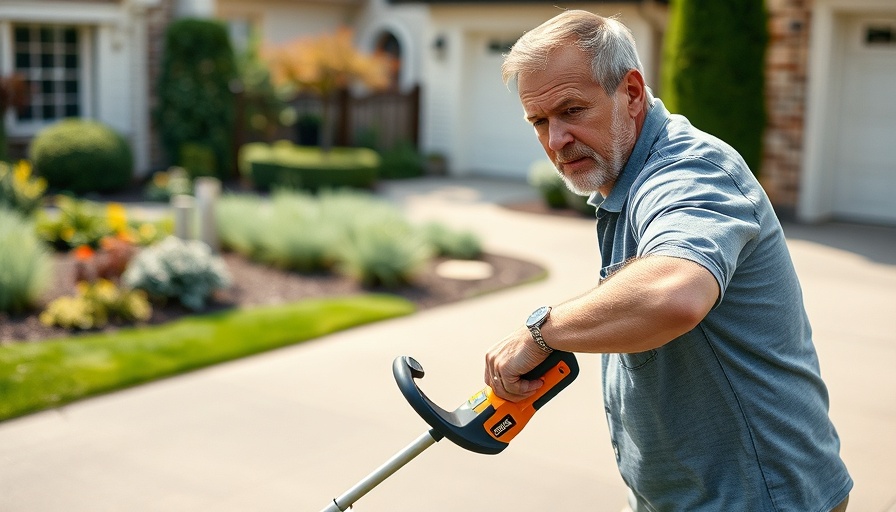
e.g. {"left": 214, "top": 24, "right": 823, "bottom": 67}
{"left": 502, "top": 10, "right": 645, "bottom": 96}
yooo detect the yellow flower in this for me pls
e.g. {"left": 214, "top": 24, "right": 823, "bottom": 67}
{"left": 106, "top": 203, "right": 128, "bottom": 233}
{"left": 126, "top": 291, "right": 152, "bottom": 322}
{"left": 91, "top": 279, "right": 119, "bottom": 305}
{"left": 138, "top": 223, "right": 158, "bottom": 242}
{"left": 12, "top": 160, "right": 31, "bottom": 183}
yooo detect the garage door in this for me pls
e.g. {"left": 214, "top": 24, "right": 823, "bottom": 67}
{"left": 832, "top": 16, "right": 896, "bottom": 223}
{"left": 463, "top": 34, "right": 547, "bottom": 179}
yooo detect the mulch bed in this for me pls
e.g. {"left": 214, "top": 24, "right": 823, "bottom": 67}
{"left": 0, "top": 183, "right": 589, "bottom": 345}
{"left": 0, "top": 250, "right": 545, "bottom": 345}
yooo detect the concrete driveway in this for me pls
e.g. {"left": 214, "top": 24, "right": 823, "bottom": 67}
{"left": 0, "top": 177, "right": 893, "bottom": 512}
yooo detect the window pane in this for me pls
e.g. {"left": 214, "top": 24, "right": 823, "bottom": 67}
{"left": 65, "top": 80, "right": 78, "bottom": 94}
{"left": 63, "top": 28, "right": 77, "bottom": 45}
{"left": 64, "top": 103, "right": 79, "bottom": 117}
{"left": 41, "top": 53, "right": 54, "bottom": 68}
{"left": 15, "top": 53, "right": 30, "bottom": 69}
{"left": 41, "top": 80, "right": 54, "bottom": 94}
{"left": 14, "top": 27, "right": 30, "bottom": 43}
{"left": 65, "top": 54, "right": 78, "bottom": 69}
{"left": 39, "top": 28, "right": 53, "bottom": 44}
{"left": 42, "top": 104, "right": 55, "bottom": 118}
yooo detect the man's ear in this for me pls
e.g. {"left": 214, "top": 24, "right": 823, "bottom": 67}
{"left": 621, "top": 69, "right": 647, "bottom": 117}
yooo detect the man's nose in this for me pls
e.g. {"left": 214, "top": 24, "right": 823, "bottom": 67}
{"left": 547, "top": 120, "right": 573, "bottom": 151}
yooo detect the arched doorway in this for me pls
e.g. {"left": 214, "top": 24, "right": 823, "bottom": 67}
{"left": 374, "top": 31, "right": 402, "bottom": 91}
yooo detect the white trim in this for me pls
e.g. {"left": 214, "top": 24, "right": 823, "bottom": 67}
{"left": 130, "top": 12, "right": 151, "bottom": 175}
{"left": 800, "top": 0, "right": 896, "bottom": 222}
{"left": 358, "top": 18, "right": 419, "bottom": 93}
{"left": 0, "top": 2, "right": 125, "bottom": 25}
{"left": 80, "top": 25, "right": 94, "bottom": 121}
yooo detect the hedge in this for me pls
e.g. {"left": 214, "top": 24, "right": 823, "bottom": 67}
{"left": 239, "top": 141, "right": 380, "bottom": 191}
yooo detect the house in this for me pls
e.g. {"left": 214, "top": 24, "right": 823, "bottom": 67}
{"left": 1, "top": 0, "right": 161, "bottom": 176}
{"left": 763, "top": 0, "right": 896, "bottom": 225}
{"left": 1, "top": 0, "right": 894, "bottom": 225}
{"left": 210, "top": 0, "right": 668, "bottom": 181}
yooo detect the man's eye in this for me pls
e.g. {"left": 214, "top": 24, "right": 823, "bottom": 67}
{"left": 532, "top": 119, "right": 546, "bottom": 127}
{"left": 566, "top": 107, "right": 584, "bottom": 115}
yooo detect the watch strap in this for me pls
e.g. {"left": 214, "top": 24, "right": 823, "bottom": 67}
{"left": 528, "top": 326, "right": 554, "bottom": 353}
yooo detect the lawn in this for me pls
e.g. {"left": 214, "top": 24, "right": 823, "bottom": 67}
{"left": 0, "top": 294, "right": 415, "bottom": 422}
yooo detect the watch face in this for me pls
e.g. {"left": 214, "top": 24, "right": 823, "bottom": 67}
{"left": 527, "top": 306, "right": 551, "bottom": 327}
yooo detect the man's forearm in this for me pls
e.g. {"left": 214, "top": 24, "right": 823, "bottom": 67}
{"left": 541, "top": 255, "right": 719, "bottom": 354}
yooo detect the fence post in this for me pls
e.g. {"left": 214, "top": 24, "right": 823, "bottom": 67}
{"left": 195, "top": 177, "right": 221, "bottom": 252}
{"left": 171, "top": 194, "right": 195, "bottom": 240}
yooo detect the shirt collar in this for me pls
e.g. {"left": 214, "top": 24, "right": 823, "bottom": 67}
{"left": 589, "top": 99, "right": 670, "bottom": 212}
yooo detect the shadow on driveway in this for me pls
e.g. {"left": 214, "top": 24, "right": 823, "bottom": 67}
{"left": 781, "top": 221, "right": 896, "bottom": 266}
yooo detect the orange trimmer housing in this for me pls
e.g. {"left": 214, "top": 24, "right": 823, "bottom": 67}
{"left": 393, "top": 351, "right": 578, "bottom": 454}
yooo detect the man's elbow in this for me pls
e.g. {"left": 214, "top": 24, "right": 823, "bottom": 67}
{"left": 665, "top": 296, "right": 712, "bottom": 335}
{"left": 653, "top": 261, "right": 719, "bottom": 339}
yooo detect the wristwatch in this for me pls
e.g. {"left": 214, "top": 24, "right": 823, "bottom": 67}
{"left": 526, "top": 306, "right": 554, "bottom": 353}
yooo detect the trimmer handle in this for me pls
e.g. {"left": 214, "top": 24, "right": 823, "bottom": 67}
{"left": 393, "top": 351, "right": 578, "bottom": 455}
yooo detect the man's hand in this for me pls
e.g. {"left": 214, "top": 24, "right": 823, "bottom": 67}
{"left": 484, "top": 327, "right": 549, "bottom": 401}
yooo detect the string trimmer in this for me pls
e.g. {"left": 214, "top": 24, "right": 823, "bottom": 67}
{"left": 320, "top": 350, "right": 579, "bottom": 511}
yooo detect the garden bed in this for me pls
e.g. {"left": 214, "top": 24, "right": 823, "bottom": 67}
{"left": 0, "top": 249, "right": 546, "bottom": 344}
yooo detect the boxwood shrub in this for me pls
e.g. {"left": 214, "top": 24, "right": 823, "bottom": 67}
{"left": 29, "top": 119, "right": 133, "bottom": 194}
{"left": 239, "top": 141, "right": 380, "bottom": 192}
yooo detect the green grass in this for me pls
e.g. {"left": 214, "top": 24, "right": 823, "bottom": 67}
{"left": 0, "top": 294, "right": 415, "bottom": 422}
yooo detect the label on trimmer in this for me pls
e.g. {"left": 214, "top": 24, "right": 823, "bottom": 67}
{"left": 468, "top": 390, "right": 488, "bottom": 409}
{"left": 490, "top": 414, "right": 517, "bottom": 438}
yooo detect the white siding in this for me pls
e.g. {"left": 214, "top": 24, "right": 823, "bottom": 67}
{"left": 418, "top": 3, "right": 659, "bottom": 180}
{"left": 217, "top": 0, "right": 358, "bottom": 45}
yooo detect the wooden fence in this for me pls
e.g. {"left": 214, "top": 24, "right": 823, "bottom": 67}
{"left": 289, "top": 85, "right": 420, "bottom": 150}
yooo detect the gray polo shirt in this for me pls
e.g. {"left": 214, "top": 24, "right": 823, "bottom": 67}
{"left": 590, "top": 100, "right": 852, "bottom": 511}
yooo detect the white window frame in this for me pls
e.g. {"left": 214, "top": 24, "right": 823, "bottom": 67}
{"left": 1, "top": 21, "right": 93, "bottom": 137}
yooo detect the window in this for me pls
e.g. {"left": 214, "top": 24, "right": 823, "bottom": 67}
{"left": 13, "top": 24, "right": 81, "bottom": 122}
{"left": 865, "top": 24, "right": 896, "bottom": 46}
{"left": 487, "top": 39, "right": 516, "bottom": 54}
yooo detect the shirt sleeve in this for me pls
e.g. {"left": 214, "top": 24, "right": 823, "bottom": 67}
{"left": 628, "top": 155, "right": 761, "bottom": 305}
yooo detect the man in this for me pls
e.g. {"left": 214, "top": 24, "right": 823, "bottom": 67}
{"left": 484, "top": 10, "right": 852, "bottom": 511}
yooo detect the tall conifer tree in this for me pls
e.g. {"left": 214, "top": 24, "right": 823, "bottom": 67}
{"left": 661, "top": 0, "right": 769, "bottom": 175}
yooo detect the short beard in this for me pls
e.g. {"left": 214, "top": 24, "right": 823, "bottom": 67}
{"left": 553, "top": 98, "right": 634, "bottom": 196}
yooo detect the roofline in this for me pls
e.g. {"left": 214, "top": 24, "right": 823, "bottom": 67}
{"left": 387, "top": 0, "right": 668, "bottom": 4}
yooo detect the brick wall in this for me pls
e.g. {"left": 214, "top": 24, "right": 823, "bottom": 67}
{"left": 762, "top": 0, "right": 813, "bottom": 210}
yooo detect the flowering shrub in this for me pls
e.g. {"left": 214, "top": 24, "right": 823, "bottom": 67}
{"left": 36, "top": 196, "right": 171, "bottom": 251}
{"left": 73, "top": 236, "right": 138, "bottom": 283}
{"left": 143, "top": 166, "right": 192, "bottom": 202}
{"left": 39, "top": 279, "right": 152, "bottom": 330}
{"left": 0, "top": 160, "right": 46, "bottom": 216}
{"left": 122, "top": 236, "right": 231, "bottom": 311}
